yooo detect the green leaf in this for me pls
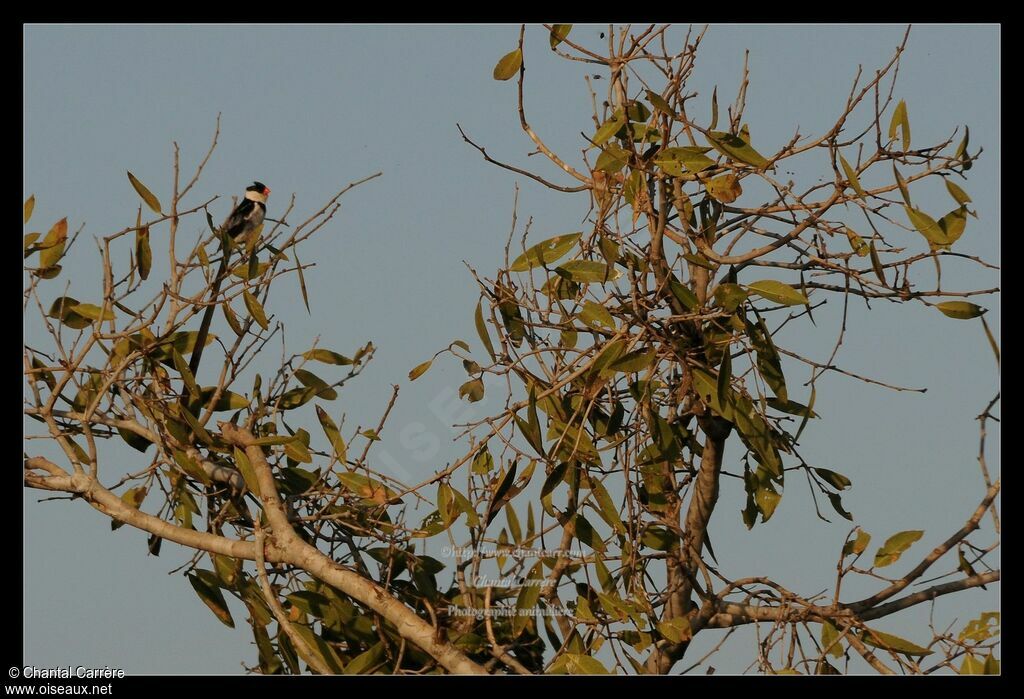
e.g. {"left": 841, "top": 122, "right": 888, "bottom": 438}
{"left": 135, "top": 225, "right": 152, "bottom": 280}
{"left": 549, "top": 24, "right": 572, "bottom": 48}
{"left": 709, "top": 87, "right": 719, "bottom": 130}
{"left": 24, "top": 195, "right": 35, "bottom": 224}
{"left": 704, "top": 173, "right": 742, "bottom": 203}
{"left": 707, "top": 131, "right": 768, "bottom": 168}
{"left": 243, "top": 290, "right": 269, "bottom": 330}
{"left": 588, "top": 476, "right": 625, "bottom": 535}
{"left": 845, "top": 227, "right": 868, "bottom": 257}
{"left": 69, "top": 303, "right": 114, "bottom": 323}
{"left": 936, "top": 301, "right": 986, "bottom": 319}
{"left": 284, "top": 438, "right": 312, "bottom": 464}
{"left": 815, "top": 468, "right": 851, "bottom": 491}
{"left": 474, "top": 300, "right": 496, "bottom": 361}
{"left": 668, "top": 276, "right": 700, "bottom": 311}
{"left": 408, "top": 359, "right": 433, "bottom": 381}
{"left": 842, "top": 529, "right": 871, "bottom": 558}
{"left": 493, "top": 48, "right": 522, "bottom": 81}
{"left": 839, "top": 153, "right": 866, "bottom": 199}
{"left": 658, "top": 617, "right": 692, "bottom": 644}
{"left": 874, "top": 530, "right": 924, "bottom": 568}
{"left": 869, "top": 241, "right": 887, "bottom": 286}
{"left": 746, "top": 279, "right": 808, "bottom": 306}
{"left": 579, "top": 300, "right": 615, "bottom": 331}
{"left": 955, "top": 126, "right": 972, "bottom": 170}
{"left": 826, "top": 492, "right": 853, "bottom": 521}
{"left": 541, "top": 462, "right": 568, "bottom": 500}
{"left": 937, "top": 206, "right": 968, "bottom": 247}
{"left": 756, "top": 484, "right": 781, "bottom": 521}
{"left": 905, "top": 205, "right": 947, "bottom": 246}
{"left": 338, "top": 472, "right": 398, "bottom": 505}
{"left": 573, "top": 514, "right": 606, "bottom": 552}
{"left": 512, "top": 564, "right": 544, "bottom": 638}
{"left": 232, "top": 447, "right": 260, "bottom": 496}
{"left": 557, "top": 260, "right": 622, "bottom": 283}
{"left": 294, "top": 249, "right": 310, "bottom": 313}
{"left": 171, "top": 349, "right": 200, "bottom": 400}
{"left": 472, "top": 445, "right": 494, "bottom": 474}
{"left": 821, "top": 621, "right": 844, "bottom": 659}
{"left": 38, "top": 218, "right": 68, "bottom": 270}
{"left": 127, "top": 170, "right": 162, "bottom": 214}
{"left": 747, "top": 317, "right": 787, "bottom": 402}
{"left": 510, "top": 233, "right": 582, "bottom": 271}
{"left": 608, "top": 348, "right": 654, "bottom": 374}
{"left": 713, "top": 283, "right": 748, "bottom": 312}
{"left": 888, "top": 100, "right": 911, "bottom": 151}
{"left": 47, "top": 295, "right": 91, "bottom": 329}
{"left": 655, "top": 146, "right": 715, "bottom": 176}
{"left": 641, "top": 526, "right": 676, "bottom": 551}
{"left": 645, "top": 90, "right": 676, "bottom": 116}
{"left": 766, "top": 397, "right": 818, "bottom": 418}
{"left": 303, "top": 348, "right": 354, "bottom": 365}
{"left": 595, "top": 144, "right": 630, "bottom": 174}
{"left": 314, "top": 406, "right": 347, "bottom": 464}
{"left": 459, "top": 378, "right": 484, "bottom": 402}
{"left": 294, "top": 369, "right": 337, "bottom": 400}
{"left": 188, "top": 571, "right": 234, "bottom": 627}
{"left": 960, "top": 654, "right": 985, "bottom": 675}
{"left": 945, "top": 179, "right": 971, "bottom": 205}
{"left": 592, "top": 115, "right": 627, "bottom": 146}
{"left": 195, "top": 387, "right": 249, "bottom": 412}
{"left": 861, "top": 628, "right": 932, "bottom": 657}
{"left": 344, "top": 641, "right": 385, "bottom": 675}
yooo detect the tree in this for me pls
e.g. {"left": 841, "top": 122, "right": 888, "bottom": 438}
{"left": 23, "top": 24, "right": 998, "bottom": 675}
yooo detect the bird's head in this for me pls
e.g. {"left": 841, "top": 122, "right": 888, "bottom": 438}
{"left": 245, "top": 181, "right": 271, "bottom": 203}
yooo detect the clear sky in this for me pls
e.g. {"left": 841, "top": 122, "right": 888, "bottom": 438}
{"left": 23, "top": 24, "right": 1000, "bottom": 674}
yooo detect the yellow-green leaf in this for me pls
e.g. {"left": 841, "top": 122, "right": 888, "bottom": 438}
{"left": 579, "top": 300, "right": 615, "bottom": 331}
{"left": 839, "top": 153, "right": 866, "bottom": 199}
{"left": 136, "top": 225, "right": 152, "bottom": 280}
{"left": 960, "top": 654, "right": 985, "bottom": 675}
{"left": 39, "top": 218, "right": 68, "bottom": 269}
{"left": 874, "top": 529, "right": 923, "bottom": 568}
{"left": 936, "top": 301, "right": 986, "bottom": 320}
{"left": 549, "top": 24, "right": 572, "bottom": 48}
{"left": 704, "top": 173, "right": 742, "bottom": 203}
{"left": 459, "top": 378, "right": 484, "bottom": 402}
{"left": 243, "top": 290, "right": 269, "bottom": 330}
{"left": 645, "top": 90, "right": 676, "bottom": 116}
{"left": 188, "top": 571, "right": 234, "bottom": 628}
{"left": 315, "top": 406, "right": 347, "bottom": 465}
{"left": 707, "top": 131, "right": 768, "bottom": 168}
{"left": 493, "top": 48, "right": 522, "bottom": 81}
{"left": 409, "top": 359, "right": 433, "bottom": 381}
{"left": 127, "top": 170, "right": 162, "bottom": 214}
{"left": 746, "top": 279, "right": 808, "bottom": 306}
{"left": 24, "top": 195, "right": 35, "bottom": 224}
{"left": 904, "top": 206, "right": 947, "bottom": 245}
{"left": 842, "top": 529, "right": 871, "bottom": 557}
{"left": 557, "top": 260, "right": 622, "bottom": 283}
{"left": 510, "top": 233, "right": 581, "bottom": 271}
{"left": 655, "top": 146, "right": 715, "bottom": 175}
{"left": 869, "top": 241, "right": 887, "bottom": 286}
{"left": 861, "top": 628, "right": 932, "bottom": 657}
{"left": 303, "top": 348, "right": 354, "bottom": 365}
{"left": 821, "top": 621, "right": 844, "bottom": 659}
{"left": 945, "top": 179, "right": 971, "bottom": 205}
{"left": 888, "top": 100, "right": 911, "bottom": 151}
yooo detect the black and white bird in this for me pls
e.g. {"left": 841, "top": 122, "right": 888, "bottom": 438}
{"left": 222, "top": 181, "right": 271, "bottom": 243}
{"left": 188, "top": 181, "right": 271, "bottom": 376}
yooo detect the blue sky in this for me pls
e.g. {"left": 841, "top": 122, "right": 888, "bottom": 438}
{"left": 23, "top": 24, "right": 999, "bottom": 674}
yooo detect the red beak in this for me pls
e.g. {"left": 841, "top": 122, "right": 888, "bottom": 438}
{"left": 264, "top": 186, "right": 271, "bottom": 196}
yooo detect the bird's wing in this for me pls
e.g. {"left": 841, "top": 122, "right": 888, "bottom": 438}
{"left": 222, "top": 198, "right": 258, "bottom": 238}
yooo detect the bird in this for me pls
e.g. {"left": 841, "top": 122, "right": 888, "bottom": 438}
{"left": 222, "top": 181, "right": 271, "bottom": 244}
{"left": 188, "top": 181, "right": 271, "bottom": 378}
